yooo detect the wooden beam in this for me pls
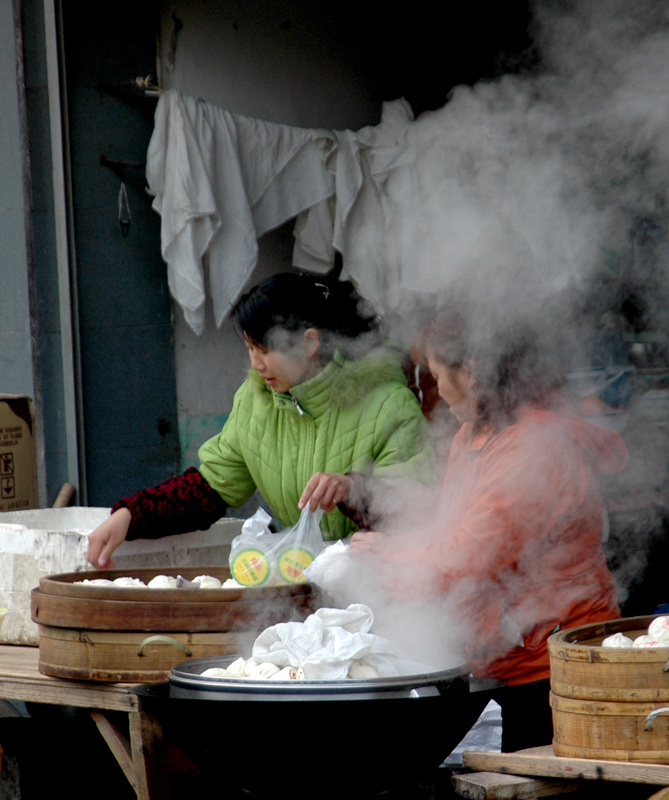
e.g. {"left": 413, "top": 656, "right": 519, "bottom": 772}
{"left": 129, "top": 710, "right": 170, "bottom": 800}
{"left": 90, "top": 710, "right": 136, "bottom": 792}
{"left": 462, "top": 748, "right": 669, "bottom": 786}
{"left": 452, "top": 771, "right": 585, "bottom": 799}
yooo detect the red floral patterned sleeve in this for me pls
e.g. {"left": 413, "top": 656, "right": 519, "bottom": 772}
{"left": 112, "top": 467, "right": 228, "bottom": 540}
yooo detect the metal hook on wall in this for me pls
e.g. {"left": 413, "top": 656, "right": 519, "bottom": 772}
{"left": 118, "top": 182, "right": 131, "bottom": 237}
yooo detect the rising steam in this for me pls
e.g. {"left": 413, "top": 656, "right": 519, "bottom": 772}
{"left": 347, "top": 0, "right": 669, "bottom": 665}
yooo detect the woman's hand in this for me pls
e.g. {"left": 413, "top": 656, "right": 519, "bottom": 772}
{"left": 299, "top": 472, "right": 354, "bottom": 513}
{"left": 86, "top": 508, "right": 132, "bottom": 569}
{"left": 350, "top": 530, "right": 392, "bottom": 555}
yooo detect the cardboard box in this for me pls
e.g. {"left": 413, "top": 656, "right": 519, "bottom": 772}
{"left": 0, "top": 396, "right": 38, "bottom": 514}
{"left": 0, "top": 507, "right": 243, "bottom": 644}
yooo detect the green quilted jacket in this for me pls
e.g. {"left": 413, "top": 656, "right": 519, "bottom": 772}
{"left": 198, "top": 348, "right": 434, "bottom": 540}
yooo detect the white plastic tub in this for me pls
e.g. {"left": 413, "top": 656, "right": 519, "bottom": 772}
{"left": 0, "top": 507, "right": 242, "bottom": 644}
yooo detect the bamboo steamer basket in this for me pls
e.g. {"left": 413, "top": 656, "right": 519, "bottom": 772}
{"left": 549, "top": 615, "right": 669, "bottom": 762}
{"left": 31, "top": 566, "right": 322, "bottom": 682}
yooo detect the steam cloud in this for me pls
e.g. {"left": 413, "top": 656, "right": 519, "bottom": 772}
{"left": 397, "top": 0, "right": 669, "bottom": 309}
{"left": 342, "top": 0, "right": 669, "bottom": 665}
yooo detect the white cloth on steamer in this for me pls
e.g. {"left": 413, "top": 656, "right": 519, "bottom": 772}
{"left": 146, "top": 90, "right": 335, "bottom": 334}
{"left": 251, "top": 603, "right": 418, "bottom": 680}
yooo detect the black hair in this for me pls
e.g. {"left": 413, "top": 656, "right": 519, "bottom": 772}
{"left": 232, "top": 272, "right": 381, "bottom": 360}
{"left": 420, "top": 305, "right": 566, "bottom": 433}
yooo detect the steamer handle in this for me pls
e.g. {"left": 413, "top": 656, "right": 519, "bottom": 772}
{"left": 644, "top": 708, "right": 669, "bottom": 730}
{"left": 138, "top": 635, "right": 193, "bottom": 657}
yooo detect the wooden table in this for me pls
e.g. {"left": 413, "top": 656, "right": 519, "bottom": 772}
{"left": 454, "top": 746, "right": 669, "bottom": 799}
{"left": 0, "top": 644, "right": 168, "bottom": 799}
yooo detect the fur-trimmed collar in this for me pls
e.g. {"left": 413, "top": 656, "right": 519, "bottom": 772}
{"left": 247, "top": 346, "right": 408, "bottom": 410}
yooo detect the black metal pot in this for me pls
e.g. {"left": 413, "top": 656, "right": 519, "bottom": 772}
{"left": 134, "top": 654, "right": 471, "bottom": 799}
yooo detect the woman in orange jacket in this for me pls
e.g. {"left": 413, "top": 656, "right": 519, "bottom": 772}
{"left": 352, "top": 306, "right": 628, "bottom": 751}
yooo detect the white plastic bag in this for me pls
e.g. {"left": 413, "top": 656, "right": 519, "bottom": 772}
{"left": 228, "top": 508, "right": 276, "bottom": 586}
{"left": 229, "top": 507, "right": 324, "bottom": 586}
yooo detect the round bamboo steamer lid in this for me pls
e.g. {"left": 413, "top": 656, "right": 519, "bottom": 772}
{"left": 32, "top": 566, "right": 322, "bottom": 681}
{"left": 32, "top": 566, "right": 318, "bottom": 632}
{"left": 549, "top": 615, "right": 669, "bottom": 762}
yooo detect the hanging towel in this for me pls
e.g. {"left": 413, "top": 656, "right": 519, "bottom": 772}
{"left": 147, "top": 91, "right": 336, "bottom": 333}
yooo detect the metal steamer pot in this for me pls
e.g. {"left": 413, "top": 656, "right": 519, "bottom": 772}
{"left": 169, "top": 654, "right": 469, "bottom": 700}
{"left": 134, "top": 654, "right": 471, "bottom": 799}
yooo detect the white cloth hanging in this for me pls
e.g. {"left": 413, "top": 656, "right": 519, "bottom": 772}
{"left": 147, "top": 91, "right": 336, "bottom": 333}
{"left": 293, "top": 98, "right": 415, "bottom": 312}
{"left": 146, "top": 91, "right": 416, "bottom": 333}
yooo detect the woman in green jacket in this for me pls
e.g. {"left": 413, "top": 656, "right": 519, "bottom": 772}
{"left": 87, "top": 272, "right": 433, "bottom": 568}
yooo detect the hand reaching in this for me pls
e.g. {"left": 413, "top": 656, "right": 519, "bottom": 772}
{"left": 86, "top": 508, "right": 131, "bottom": 569}
{"left": 298, "top": 472, "right": 354, "bottom": 513}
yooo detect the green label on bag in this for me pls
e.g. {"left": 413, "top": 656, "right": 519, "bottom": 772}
{"left": 231, "top": 548, "right": 271, "bottom": 585}
{"left": 277, "top": 547, "right": 314, "bottom": 583}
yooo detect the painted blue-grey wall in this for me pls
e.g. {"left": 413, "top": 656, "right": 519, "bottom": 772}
{"left": 61, "top": 2, "right": 180, "bottom": 505}
{"left": 0, "top": 2, "right": 35, "bottom": 400}
{"left": 22, "top": 0, "right": 68, "bottom": 505}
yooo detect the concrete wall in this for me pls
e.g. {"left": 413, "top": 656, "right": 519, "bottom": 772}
{"left": 156, "top": 0, "right": 385, "bottom": 468}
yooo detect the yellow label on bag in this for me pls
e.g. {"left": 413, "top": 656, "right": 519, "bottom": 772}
{"left": 231, "top": 548, "right": 271, "bottom": 585}
{"left": 277, "top": 547, "right": 314, "bottom": 583}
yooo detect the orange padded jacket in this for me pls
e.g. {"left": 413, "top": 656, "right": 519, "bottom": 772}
{"left": 379, "top": 405, "right": 628, "bottom": 685}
